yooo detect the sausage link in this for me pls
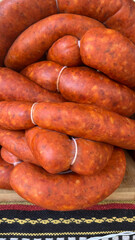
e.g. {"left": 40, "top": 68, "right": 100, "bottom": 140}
{"left": 10, "top": 147, "right": 126, "bottom": 211}
{"left": 26, "top": 127, "right": 113, "bottom": 175}
{"left": 58, "top": 0, "right": 122, "bottom": 22}
{"left": 0, "top": 101, "right": 34, "bottom": 130}
{"left": 25, "top": 127, "right": 73, "bottom": 174}
{"left": 47, "top": 35, "right": 82, "bottom": 67}
{"left": 32, "top": 102, "right": 135, "bottom": 150}
{"left": 5, "top": 14, "right": 104, "bottom": 71}
{"left": 0, "top": 67, "right": 64, "bottom": 103}
{"left": 0, "top": 156, "right": 13, "bottom": 190}
{"left": 0, "top": 128, "right": 37, "bottom": 165}
{"left": 0, "top": 0, "right": 57, "bottom": 66}
{"left": 1, "top": 147, "right": 21, "bottom": 165}
{"left": 22, "top": 62, "right": 135, "bottom": 117}
{"left": 105, "top": 0, "right": 135, "bottom": 45}
{"left": 71, "top": 138, "right": 113, "bottom": 176}
{"left": 59, "top": 66, "right": 135, "bottom": 117}
{"left": 80, "top": 28, "right": 135, "bottom": 88}
{"left": 58, "top": 0, "right": 135, "bottom": 44}
{"left": 21, "top": 61, "right": 62, "bottom": 92}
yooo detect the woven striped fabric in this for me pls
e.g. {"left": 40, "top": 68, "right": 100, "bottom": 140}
{"left": 0, "top": 201, "right": 134, "bottom": 240}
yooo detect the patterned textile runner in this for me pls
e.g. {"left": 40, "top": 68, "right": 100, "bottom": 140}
{"left": 0, "top": 201, "right": 134, "bottom": 239}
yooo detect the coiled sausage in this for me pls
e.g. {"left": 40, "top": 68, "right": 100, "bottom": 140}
{"left": 26, "top": 127, "right": 113, "bottom": 175}
{"left": 80, "top": 27, "right": 135, "bottom": 88}
{"left": 10, "top": 147, "right": 126, "bottom": 211}
{"left": 22, "top": 62, "right": 135, "bottom": 117}
{"left": 58, "top": 0, "right": 135, "bottom": 44}
{"left": 0, "top": 0, "right": 57, "bottom": 66}
{"left": 5, "top": 14, "right": 104, "bottom": 70}
{"left": 32, "top": 102, "right": 135, "bottom": 150}
{"left": 0, "top": 67, "right": 64, "bottom": 103}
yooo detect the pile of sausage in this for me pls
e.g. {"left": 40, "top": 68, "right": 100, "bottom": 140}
{"left": 0, "top": 0, "right": 135, "bottom": 211}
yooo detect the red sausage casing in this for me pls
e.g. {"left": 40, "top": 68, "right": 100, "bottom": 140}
{"left": 32, "top": 102, "right": 135, "bottom": 150}
{"left": 0, "top": 128, "right": 37, "bottom": 164}
{"left": 21, "top": 61, "right": 62, "bottom": 92}
{"left": 0, "top": 67, "right": 64, "bottom": 102}
{"left": 26, "top": 127, "right": 73, "bottom": 174}
{"left": 22, "top": 62, "right": 135, "bottom": 117}
{"left": 10, "top": 148, "right": 126, "bottom": 211}
{"left": 58, "top": 0, "right": 135, "bottom": 44}
{"left": 58, "top": 0, "right": 122, "bottom": 22}
{"left": 47, "top": 35, "right": 82, "bottom": 67}
{"left": 0, "top": 156, "right": 13, "bottom": 190}
{"left": 5, "top": 14, "right": 104, "bottom": 70}
{"left": 80, "top": 28, "right": 135, "bottom": 88}
{"left": 1, "top": 147, "right": 21, "bottom": 166}
{"left": 0, "top": 101, "right": 34, "bottom": 130}
{"left": 0, "top": 0, "right": 57, "bottom": 66}
{"left": 104, "top": 0, "right": 135, "bottom": 45}
{"left": 26, "top": 127, "right": 113, "bottom": 175}
{"left": 59, "top": 66, "right": 135, "bottom": 117}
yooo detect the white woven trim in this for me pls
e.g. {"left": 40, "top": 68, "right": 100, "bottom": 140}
{"left": 87, "top": 231, "right": 135, "bottom": 240}
{"left": 78, "top": 40, "right": 80, "bottom": 48}
{"left": 71, "top": 138, "right": 78, "bottom": 166}
{"left": 31, "top": 103, "right": 38, "bottom": 125}
{"left": 56, "top": 66, "right": 67, "bottom": 92}
{"left": 55, "top": 0, "right": 59, "bottom": 12}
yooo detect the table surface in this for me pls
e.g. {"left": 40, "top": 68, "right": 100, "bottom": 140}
{"left": 0, "top": 152, "right": 135, "bottom": 203}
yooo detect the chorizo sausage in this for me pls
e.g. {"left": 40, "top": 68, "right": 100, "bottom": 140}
{"left": 59, "top": 66, "right": 135, "bottom": 117}
{"left": 25, "top": 127, "right": 73, "bottom": 174}
{"left": 0, "top": 0, "right": 57, "bottom": 66}
{"left": 26, "top": 127, "right": 113, "bottom": 175}
{"left": 58, "top": 0, "right": 122, "bottom": 22}
{"left": 1, "top": 147, "right": 22, "bottom": 166}
{"left": 47, "top": 35, "right": 82, "bottom": 67}
{"left": 80, "top": 27, "right": 135, "bottom": 88}
{"left": 32, "top": 102, "right": 135, "bottom": 150}
{"left": 10, "top": 147, "right": 126, "bottom": 211}
{"left": 21, "top": 61, "right": 62, "bottom": 92}
{"left": 0, "top": 128, "right": 38, "bottom": 165}
{"left": 104, "top": 0, "right": 135, "bottom": 45}
{"left": 5, "top": 14, "right": 104, "bottom": 71}
{"left": 0, "top": 156, "right": 13, "bottom": 190}
{"left": 22, "top": 62, "right": 135, "bottom": 117}
{"left": 0, "top": 101, "right": 34, "bottom": 130}
{"left": 58, "top": 0, "right": 135, "bottom": 44}
{"left": 0, "top": 67, "right": 64, "bottom": 102}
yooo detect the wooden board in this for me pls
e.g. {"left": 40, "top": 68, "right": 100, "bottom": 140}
{"left": 0, "top": 152, "right": 134, "bottom": 203}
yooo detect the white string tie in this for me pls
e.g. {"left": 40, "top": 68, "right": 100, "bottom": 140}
{"left": 55, "top": 0, "right": 59, "bottom": 13}
{"left": 71, "top": 138, "right": 78, "bottom": 166}
{"left": 56, "top": 66, "right": 67, "bottom": 92}
{"left": 31, "top": 102, "right": 38, "bottom": 125}
{"left": 13, "top": 161, "right": 22, "bottom": 166}
{"left": 78, "top": 40, "right": 80, "bottom": 48}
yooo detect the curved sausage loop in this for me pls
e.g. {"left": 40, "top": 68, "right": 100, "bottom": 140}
{"left": 10, "top": 148, "right": 126, "bottom": 211}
